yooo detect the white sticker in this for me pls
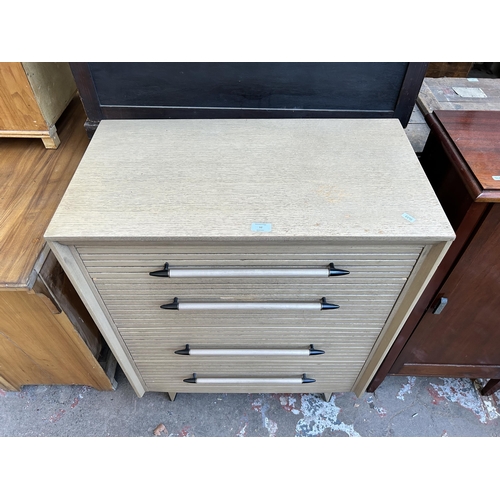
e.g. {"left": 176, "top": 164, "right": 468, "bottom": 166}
{"left": 493, "top": 176, "right": 500, "bottom": 181}
{"left": 467, "top": 78, "right": 479, "bottom": 82}
{"left": 452, "top": 87, "right": 486, "bottom": 98}
{"left": 402, "top": 213, "right": 416, "bottom": 223}
{"left": 251, "top": 222, "right": 272, "bottom": 232}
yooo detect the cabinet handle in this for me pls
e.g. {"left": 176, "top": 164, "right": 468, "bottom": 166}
{"left": 150, "top": 262, "right": 349, "bottom": 278}
{"left": 175, "top": 344, "right": 325, "bottom": 356}
{"left": 432, "top": 296, "right": 448, "bottom": 315}
{"left": 161, "top": 297, "right": 338, "bottom": 311}
{"left": 183, "top": 373, "right": 316, "bottom": 384}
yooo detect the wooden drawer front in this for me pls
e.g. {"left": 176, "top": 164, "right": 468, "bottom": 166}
{"left": 127, "top": 337, "right": 375, "bottom": 364}
{"left": 79, "top": 245, "right": 420, "bottom": 318}
{"left": 141, "top": 360, "right": 361, "bottom": 393}
{"left": 122, "top": 324, "right": 379, "bottom": 390}
{"left": 79, "top": 246, "right": 420, "bottom": 281}
{"left": 81, "top": 247, "right": 419, "bottom": 333}
{"left": 98, "top": 282, "right": 405, "bottom": 332}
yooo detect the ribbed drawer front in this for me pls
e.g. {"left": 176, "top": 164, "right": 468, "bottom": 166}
{"left": 139, "top": 357, "right": 364, "bottom": 393}
{"left": 77, "top": 244, "right": 422, "bottom": 392}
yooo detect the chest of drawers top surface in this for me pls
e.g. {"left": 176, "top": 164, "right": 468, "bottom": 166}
{"left": 45, "top": 119, "right": 454, "bottom": 244}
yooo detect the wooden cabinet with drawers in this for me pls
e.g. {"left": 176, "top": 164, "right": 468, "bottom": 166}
{"left": 44, "top": 119, "right": 454, "bottom": 400}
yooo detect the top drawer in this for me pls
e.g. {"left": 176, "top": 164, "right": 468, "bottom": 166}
{"left": 78, "top": 244, "right": 422, "bottom": 281}
{"left": 77, "top": 244, "right": 422, "bottom": 304}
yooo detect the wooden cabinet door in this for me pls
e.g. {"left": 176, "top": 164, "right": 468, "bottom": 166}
{"left": 0, "top": 62, "right": 46, "bottom": 131}
{"left": 392, "top": 203, "right": 500, "bottom": 377}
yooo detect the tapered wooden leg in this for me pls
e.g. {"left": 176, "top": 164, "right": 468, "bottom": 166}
{"left": 167, "top": 392, "right": 177, "bottom": 401}
{"left": 481, "top": 379, "right": 500, "bottom": 396}
{"left": 323, "top": 392, "right": 333, "bottom": 402}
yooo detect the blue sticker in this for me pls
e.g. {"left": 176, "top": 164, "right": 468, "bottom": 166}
{"left": 402, "top": 213, "right": 416, "bottom": 223}
{"left": 251, "top": 223, "right": 272, "bottom": 232}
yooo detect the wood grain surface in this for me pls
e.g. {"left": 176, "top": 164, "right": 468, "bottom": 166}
{"left": 0, "top": 62, "right": 46, "bottom": 131}
{"left": 418, "top": 77, "right": 500, "bottom": 115}
{"left": 390, "top": 204, "right": 500, "bottom": 375}
{"left": 0, "top": 96, "right": 89, "bottom": 288}
{"left": 69, "top": 63, "right": 426, "bottom": 129}
{"left": 45, "top": 119, "right": 454, "bottom": 244}
{"left": 0, "top": 289, "right": 112, "bottom": 390}
{"left": 434, "top": 110, "right": 500, "bottom": 192}
{"left": 369, "top": 110, "right": 500, "bottom": 391}
{"left": 38, "top": 250, "right": 103, "bottom": 358}
{"left": 425, "top": 63, "right": 473, "bottom": 78}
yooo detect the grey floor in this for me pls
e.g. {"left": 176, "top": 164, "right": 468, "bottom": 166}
{"left": 1, "top": 365, "right": 500, "bottom": 437}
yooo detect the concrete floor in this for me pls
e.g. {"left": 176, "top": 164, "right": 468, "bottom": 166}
{"left": 1, "top": 365, "right": 500, "bottom": 437}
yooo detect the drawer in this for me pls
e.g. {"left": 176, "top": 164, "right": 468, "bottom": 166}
{"left": 99, "top": 289, "right": 401, "bottom": 333}
{"left": 122, "top": 327, "right": 382, "bottom": 366}
{"left": 141, "top": 358, "right": 361, "bottom": 393}
{"left": 127, "top": 326, "right": 375, "bottom": 392}
{"left": 126, "top": 337, "right": 375, "bottom": 361}
{"left": 79, "top": 244, "right": 420, "bottom": 324}
{"left": 81, "top": 248, "right": 420, "bottom": 283}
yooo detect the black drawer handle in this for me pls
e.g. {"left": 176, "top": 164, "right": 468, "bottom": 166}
{"left": 183, "top": 373, "right": 316, "bottom": 384}
{"left": 175, "top": 344, "right": 325, "bottom": 356}
{"left": 161, "top": 297, "right": 338, "bottom": 311}
{"left": 150, "top": 262, "right": 349, "bottom": 278}
{"left": 328, "top": 263, "right": 350, "bottom": 276}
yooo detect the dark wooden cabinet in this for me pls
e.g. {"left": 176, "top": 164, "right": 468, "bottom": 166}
{"left": 69, "top": 62, "right": 428, "bottom": 136}
{"left": 368, "top": 110, "right": 500, "bottom": 391}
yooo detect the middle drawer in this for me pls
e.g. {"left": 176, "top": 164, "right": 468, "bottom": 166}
{"left": 85, "top": 249, "right": 414, "bottom": 334}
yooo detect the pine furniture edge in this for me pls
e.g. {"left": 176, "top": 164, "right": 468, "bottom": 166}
{"left": 352, "top": 240, "right": 453, "bottom": 396}
{"left": 47, "top": 241, "right": 146, "bottom": 397}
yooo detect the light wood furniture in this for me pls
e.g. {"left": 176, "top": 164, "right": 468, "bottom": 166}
{"left": 45, "top": 119, "right": 454, "bottom": 400}
{"left": 0, "top": 62, "right": 76, "bottom": 149}
{"left": 0, "top": 96, "right": 113, "bottom": 392}
{"left": 368, "top": 110, "right": 500, "bottom": 393}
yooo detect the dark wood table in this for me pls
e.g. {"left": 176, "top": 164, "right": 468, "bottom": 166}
{"left": 368, "top": 110, "right": 500, "bottom": 395}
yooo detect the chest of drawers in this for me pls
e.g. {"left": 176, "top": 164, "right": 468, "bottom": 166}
{"left": 45, "top": 119, "right": 454, "bottom": 399}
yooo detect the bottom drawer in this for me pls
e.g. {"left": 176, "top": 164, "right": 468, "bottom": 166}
{"left": 141, "top": 359, "right": 362, "bottom": 393}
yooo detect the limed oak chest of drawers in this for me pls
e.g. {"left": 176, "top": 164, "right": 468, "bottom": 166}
{"left": 45, "top": 119, "right": 454, "bottom": 400}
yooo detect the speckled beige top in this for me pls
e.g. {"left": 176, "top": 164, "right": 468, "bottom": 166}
{"left": 45, "top": 119, "right": 454, "bottom": 244}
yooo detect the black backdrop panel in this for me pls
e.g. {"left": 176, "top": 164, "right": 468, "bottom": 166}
{"left": 88, "top": 62, "right": 408, "bottom": 111}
